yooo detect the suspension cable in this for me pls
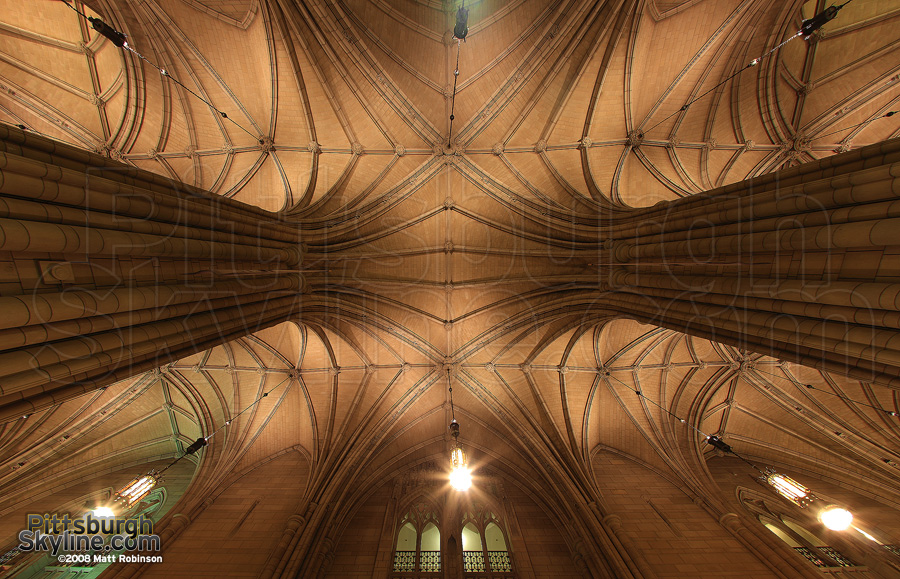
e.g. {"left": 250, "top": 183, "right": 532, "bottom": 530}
{"left": 158, "top": 375, "right": 291, "bottom": 474}
{"left": 448, "top": 40, "right": 461, "bottom": 147}
{"left": 59, "top": 0, "right": 258, "bottom": 140}
{"left": 644, "top": 1, "right": 858, "bottom": 136}
{"left": 447, "top": 368, "right": 456, "bottom": 421}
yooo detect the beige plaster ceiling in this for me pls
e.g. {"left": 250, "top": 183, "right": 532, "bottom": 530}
{"left": 0, "top": 0, "right": 899, "bottom": 537}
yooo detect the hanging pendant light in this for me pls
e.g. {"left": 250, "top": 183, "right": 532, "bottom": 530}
{"left": 763, "top": 469, "right": 815, "bottom": 508}
{"left": 108, "top": 376, "right": 291, "bottom": 512}
{"left": 449, "top": 419, "right": 471, "bottom": 491}
{"left": 446, "top": 370, "right": 471, "bottom": 491}
{"left": 113, "top": 469, "right": 161, "bottom": 508}
{"left": 707, "top": 435, "right": 856, "bottom": 529}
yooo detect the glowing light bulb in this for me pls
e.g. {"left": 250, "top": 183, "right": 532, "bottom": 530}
{"left": 114, "top": 470, "right": 160, "bottom": 508}
{"left": 450, "top": 467, "right": 472, "bottom": 491}
{"left": 820, "top": 506, "right": 853, "bottom": 531}
{"left": 765, "top": 472, "right": 813, "bottom": 507}
{"left": 92, "top": 507, "right": 114, "bottom": 517}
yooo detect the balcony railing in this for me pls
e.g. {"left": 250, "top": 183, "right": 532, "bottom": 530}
{"left": 393, "top": 550, "right": 415, "bottom": 572}
{"left": 794, "top": 546, "right": 856, "bottom": 568}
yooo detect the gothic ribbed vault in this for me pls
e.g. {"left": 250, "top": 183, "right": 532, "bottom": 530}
{"left": 0, "top": 0, "right": 899, "bottom": 577}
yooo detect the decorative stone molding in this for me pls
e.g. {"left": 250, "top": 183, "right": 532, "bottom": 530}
{"left": 580, "top": 136, "right": 593, "bottom": 149}
{"left": 442, "top": 29, "right": 455, "bottom": 46}
{"left": 394, "top": 144, "right": 405, "bottom": 157}
{"left": 492, "top": 143, "right": 504, "bottom": 156}
{"left": 534, "top": 139, "right": 547, "bottom": 153}
{"left": 307, "top": 141, "right": 320, "bottom": 153}
{"left": 399, "top": 460, "right": 441, "bottom": 496}
{"left": 627, "top": 131, "right": 643, "bottom": 148}
{"left": 258, "top": 137, "right": 275, "bottom": 153}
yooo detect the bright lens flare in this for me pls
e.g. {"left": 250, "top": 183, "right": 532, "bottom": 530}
{"left": 820, "top": 506, "right": 853, "bottom": 531}
{"left": 92, "top": 507, "right": 114, "bottom": 517}
{"left": 449, "top": 467, "right": 472, "bottom": 491}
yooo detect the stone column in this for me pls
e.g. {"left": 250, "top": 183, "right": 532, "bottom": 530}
{"left": 603, "top": 139, "right": 900, "bottom": 387}
{"left": 600, "top": 513, "right": 657, "bottom": 579}
{"left": 0, "top": 123, "right": 304, "bottom": 422}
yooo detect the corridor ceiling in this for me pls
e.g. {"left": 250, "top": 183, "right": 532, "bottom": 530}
{"left": 0, "top": 0, "right": 899, "bottom": 536}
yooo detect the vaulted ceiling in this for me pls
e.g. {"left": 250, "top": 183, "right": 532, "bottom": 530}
{"left": 1, "top": 0, "right": 899, "bottom": 540}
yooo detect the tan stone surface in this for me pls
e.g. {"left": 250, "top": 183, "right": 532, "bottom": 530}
{"left": 0, "top": 1, "right": 899, "bottom": 578}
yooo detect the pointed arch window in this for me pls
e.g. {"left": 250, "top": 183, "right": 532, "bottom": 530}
{"left": 392, "top": 503, "right": 441, "bottom": 575}
{"left": 462, "top": 509, "right": 513, "bottom": 576}
{"left": 760, "top": 516, "right": 856, "bottom": 568}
